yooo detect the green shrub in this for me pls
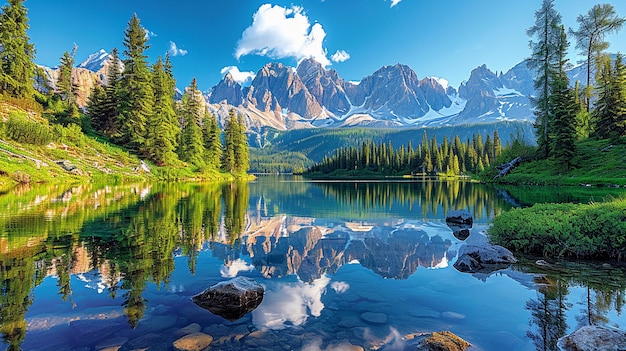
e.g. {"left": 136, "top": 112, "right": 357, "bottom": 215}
{"left": 6, "top": 111, "right": 53, "bottom": 145}
{"left": 489, "top": 198, "right": 626, "bottom": 260}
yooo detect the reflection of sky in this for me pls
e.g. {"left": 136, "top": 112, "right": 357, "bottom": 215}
{"left": 220, "top": 259, "right": 255, "bottom": 278}
{"left": 253, "top": 276, "right": 333, "bottom": 330}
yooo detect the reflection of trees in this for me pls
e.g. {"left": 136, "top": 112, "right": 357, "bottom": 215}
{"left": 526, "top": 278, "right": 569, "bottom": 351}
{"left": 522, "top": 262, "right": 626, "bottom": 351}
{"left": 315, "top": 181, "right": 510, "bottom": 221}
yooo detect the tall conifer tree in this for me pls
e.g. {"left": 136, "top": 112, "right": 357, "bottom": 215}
{"left": 117, "top": 14, "right": 153, "bottom": 150}
{"left": 179, "top": 78, "right": 205, "bottom": 167}
{"left": 0, "top": 0, "right": 35, "bottom": 98}
{"left": 527, "top": 0, "right": 562, "bottom": 159}
{"left": 145, "top": 57, "right": 179, "bottom": 165}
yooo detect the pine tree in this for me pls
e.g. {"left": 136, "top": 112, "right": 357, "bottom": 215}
{"left": 117, "top": 14, "right": 153, "bottom": 150}
{"left": 0, "top": 0, "right": 35, "bottom": 98}
{"left": 593, "top": 56, "right": 616, "bottom": 139}
{"left": 145, "top": 57, "right": 179, "bottom": 165}
{"left": 570, "top": 4, "right": 625, "bottom": 111}
{"left": 101, "top": 48, "right": 121, "bottom": 136}
{"left": 56, "top": 45, "right": 78, "bottom": 104}
{"left": 527, "top": 0, "right": 563, "bottom": 159}
{"left": 179, "top": 78, "right": 205, "bottom": 167}
{"left": 221, "top": 109, "right": 237, "bottom": 173}
{"left": 549, "top": 26, "right": 578, "bottom": 170}
{"left": 613, "top": 53, "right": 626, "bottom": 138}
{"left": 86, "top": 84, "right": 107, "bottom": 130}
{"left": 203, "top": 112, "right": 222, "bottom": 169}
{"left": 233, "top": 114, "right": 249, "bottom": 174}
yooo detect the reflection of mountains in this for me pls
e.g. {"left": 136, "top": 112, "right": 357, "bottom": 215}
{"left": 218, "top": 217, "right": 451, "bottom": 282}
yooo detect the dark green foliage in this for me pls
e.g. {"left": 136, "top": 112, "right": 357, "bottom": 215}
{"left": 548, "top": 26, "right": 578, "bottom": 170}
{"left": 203, "top": 112, "right": 222, "bottom": 170}
{"left": 304, "top": 131, "right": 502, "bottom": 178}
{"left": 56, "top": 46, "right": 77, "bottom": 104}
{"left": 6, "top": 111, "right": 52, "bottom": 145}
{"left": 221, "top": 109, "right": 249, "bottom": 175}
{"left": 593, "top": 54, "right": 626, "bottom": 140}
{"left": 527, "top": 0, "right": 562, "bottom": 159}
{"left": 0, "top": 0, "right": 35, "bottom": 99}
{"left": 178, "top": 78, "right": 205, "bottom": 167}
{"left": 116, "top": 14, "right": 153, "bottom": 150}
{"left": 145, "top": 57, "right": 179, "bottom": 166}
{"left": 489, "top": 197, "right": 626, "bottom": 260}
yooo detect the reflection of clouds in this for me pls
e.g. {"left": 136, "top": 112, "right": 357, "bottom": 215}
{"left": 330, "top": 281, "right": 349, "bottom": 294}
{"left": 220, "top": 259, "right": 255, "bottom": 278}
{"left": 253, "top": 276, "right": 330, "bottom": 329}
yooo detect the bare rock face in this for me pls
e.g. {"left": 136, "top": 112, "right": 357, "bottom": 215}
{"left": 209, "top": 73, "right": 244, "bottom": 106}
{"left": 192, "top": 276, "right": 264, "bottom": 321}
{"left": 418, "top": 77, "right": 452, "bottom": 112}
{"left": 558, "top": 325, "right": 626, "bottom": 351}
{"left": 296, "top": 58, "right": 351, "bottom": 116}
{"left": 40, "top": 66, "right": 102, "bottom": 108}
{"left": 247, "top": 62, "right": 323, "bottom": 118}
{"left": 344, "top": 64, "right": 430, "bottom": 119}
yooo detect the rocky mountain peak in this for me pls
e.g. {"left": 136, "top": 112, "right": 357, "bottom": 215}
{"left": 77, "top": 49, "right": 109, "bottom": 72}
{"left": 296, "top": 58, "right": 350, "bottom": 116}
{"left": 209, "top": 73, "right": 244, "bottom": 106}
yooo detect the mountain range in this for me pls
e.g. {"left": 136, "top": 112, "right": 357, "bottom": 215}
{"left": 42, "top": 49, "right": 581, "bottom": 134}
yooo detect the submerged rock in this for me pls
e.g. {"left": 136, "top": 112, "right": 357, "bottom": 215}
{"left": 173, "top": 332, "right": 213, "bottom": 351}
{"left": 558, "top": 325, "right": 626, "bottom": 351}
{"left": 192, "top": 276, "right": 264, "bottom": 321}
{"left": 400, "top": 331, "right": 471, "bottom": 351}
{"left": 453, "top": 244, "right": 517, "bottom": 274}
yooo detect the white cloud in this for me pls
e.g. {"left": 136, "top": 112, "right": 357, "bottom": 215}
{"left": 330, "top": 281, "right": 349, "bottom": 293}
{"left": 220, "top": 66, "right": 256, "bottom": 84}
{"left": 330, "top": 50, "right": 350, "bottom": 63}
{"left": 390, "top": 0, "right": 402, "bottom": 7}
{"left": 142, "top": 26, "right": 157, "bottom": 39}
{"left": 168, "top": 41, "right": 188, "bottom": 57}
{"left": 235, "top": 4, "right": 340, "bottom": 67}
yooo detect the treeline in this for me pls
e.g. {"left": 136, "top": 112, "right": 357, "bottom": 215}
{"left": 0, "top": 2, "right": 249, "bottom": 175}
{"left": 304, "top": 130, "right": 503, "bottom": 177}
{"left": 528, "top": 1, "right": 626, "bottom": 170}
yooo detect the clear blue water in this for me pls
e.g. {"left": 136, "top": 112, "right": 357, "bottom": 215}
{"left": 1, "top": 177, "right": 624, "bottom": 351}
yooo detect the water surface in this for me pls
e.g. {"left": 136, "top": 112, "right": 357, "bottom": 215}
{"left": 1, "top": 177, "right": 624, "bottom": 351}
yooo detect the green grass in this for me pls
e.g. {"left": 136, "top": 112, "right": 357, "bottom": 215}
{"left": 489, "top": 196, "right": 626, "bottom": 260}
{"left": 494, "top": 138, "right": 626, "bottom": 186}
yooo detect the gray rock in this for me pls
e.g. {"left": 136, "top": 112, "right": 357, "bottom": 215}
{"left": 453, "top": 244, "right": 517, "bottom": 273}
{"left": 55, "top": 160, "right": 77, "bottom": 171}
{"left": 558, "top": 325, "right": 626, "bottom": 351}
{"left": 192, "top": 276, "right": 264, "bottom": 321}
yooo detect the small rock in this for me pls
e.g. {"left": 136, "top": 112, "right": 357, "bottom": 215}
{"left": 193, "top": 276, "right": 264, "bottom": 321}
{"left": 602, "top": 263, "right": 613, "bottom": 269}
{"left": 402, "top": 331, "right": 470, "bottom": 351}
{"left": 173, "top": 332, "right": 213, "bottom": 351}
{"left": 453, "top": 244, "right": 517, "bottom": 274}
{"left": 535, "top": 260, "right": 551, "bottom": 267}
{"left": 360, "top": 312, "right": 387, "bottom": 324}
{"left": 445, "top": 210, "right": 473, "bottom": 226}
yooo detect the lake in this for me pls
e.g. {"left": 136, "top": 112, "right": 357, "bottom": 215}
{"left": 1, "top": 176, "right": 625, "bottom": 351}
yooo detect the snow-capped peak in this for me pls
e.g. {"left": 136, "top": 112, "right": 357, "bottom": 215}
{"left": 77, "top": 49, "right": 109, "bottom": 72}
{"left": 430, "top": 76, "right": 449, "bottom": 90}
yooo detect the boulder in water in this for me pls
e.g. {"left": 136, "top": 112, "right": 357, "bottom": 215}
{"left": 192, "top": 276, "right": 264, "bottom": 321}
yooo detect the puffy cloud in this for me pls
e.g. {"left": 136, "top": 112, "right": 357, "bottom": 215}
{"left": 330, "top": 50, "right": 350, "bottom": 63}
{"left": 142, "top": 26, "right": 157, "bottom": 39}
{"left": 168, "top": 41, "right": 188, "bottom": 57}
{"left": 220, "top": 65, "right": 256, "bottom": 84}
{"left": 390, "top": 0, "right": 402, "bottom": 7}
{"left": 236, "top": 4, "right": 340, "bottom": 67}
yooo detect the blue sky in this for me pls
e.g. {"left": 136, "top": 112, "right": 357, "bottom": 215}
{"left": 24, "top": 0, "right": 626, "bottom": 91}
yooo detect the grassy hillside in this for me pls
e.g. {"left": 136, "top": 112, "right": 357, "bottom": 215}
{"left": 0, "top": 101, "right": 232, "bottom": 190}
{"left": 494, "top": 138, "right": 626, "bottom": 186}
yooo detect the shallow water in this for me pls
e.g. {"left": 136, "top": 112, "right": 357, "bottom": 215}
{"left": 0, "top": 177, "right": 624, "bottom": 351}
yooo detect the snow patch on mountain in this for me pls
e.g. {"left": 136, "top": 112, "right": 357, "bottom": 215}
{"left": 77, "top": 49, "right": 109, "bottom": 72}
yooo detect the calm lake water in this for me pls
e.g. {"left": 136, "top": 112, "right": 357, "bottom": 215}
{"left": 1, "top": 176, "right": 625, "bottom": 351}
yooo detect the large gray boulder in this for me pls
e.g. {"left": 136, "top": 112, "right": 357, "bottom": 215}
{"left": 453, "top": 244, "right": 517, "bottom": 274}
{"left": 558, "top": 325, "right": 626, "bottom": 351}
{"left": 192, "top": 276, "right": 264, "bottom": 321}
